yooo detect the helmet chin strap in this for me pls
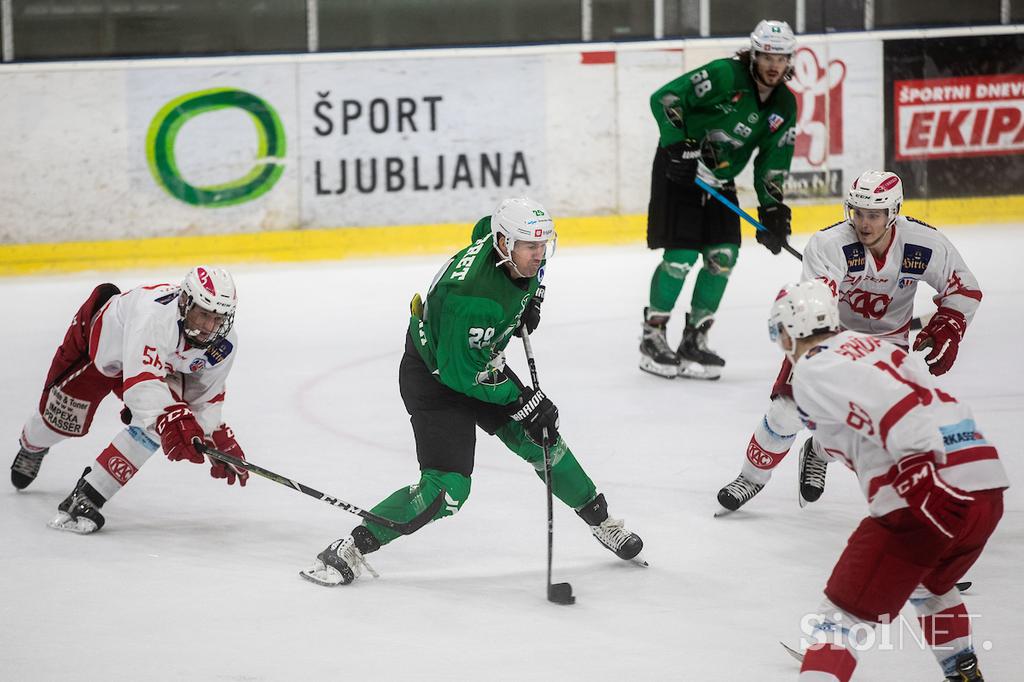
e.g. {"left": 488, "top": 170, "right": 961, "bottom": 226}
{"left": 495, "top": 239, "right": 530, "bottom": 279}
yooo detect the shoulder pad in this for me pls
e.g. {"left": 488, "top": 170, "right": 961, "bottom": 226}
{"left": 204, "top": 338, "right": 234, "bottom": 365}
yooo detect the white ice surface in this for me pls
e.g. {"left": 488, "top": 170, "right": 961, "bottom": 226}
{"left": 1, "top": 226, "right": 1021, "bottom": 680}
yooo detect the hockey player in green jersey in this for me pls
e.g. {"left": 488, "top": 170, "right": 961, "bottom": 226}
{"left": 641, "top": 19, "right": 798, "bottom": 380}
{"left": 302, "top": 197, "right": 644, "bottom": 586}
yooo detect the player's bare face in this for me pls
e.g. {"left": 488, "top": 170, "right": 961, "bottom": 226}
{"left": 754, "top": 53, "right": 789, "bottom": 87}
{"left": 510, "top": 241, "right": 546, "bottom": 278}
{"left": 184, "top": 306, "right": 227, "bottom": 343}
{"left": 850, "top": 207, "right": 892, "bottom": 252}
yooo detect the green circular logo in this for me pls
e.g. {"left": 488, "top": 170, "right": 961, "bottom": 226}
{"left": 146, "top": 88, "right": 285, "bottom": 207}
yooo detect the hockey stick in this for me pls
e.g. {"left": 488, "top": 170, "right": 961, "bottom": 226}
{"left": 520, "top": 330, "right": 575, "bottom": 606}
{"left": 197, "top": 443, "right": 444, "bottom": 535}
{"left": 696, "top": 177, "right": 924, "bottom": 331}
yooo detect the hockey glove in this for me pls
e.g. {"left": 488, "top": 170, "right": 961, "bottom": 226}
{"left": 756, "top": 203, "right": 792, "bottom": 255}
{"left": 893, "top": 452, "right": 974, "bottom": 539}
{"left": 155, "top": 404, "right": 206, "bottom": 464}
{"left": 912, "top": 308, "right": 967, "bottom": 376}
{"left": 208, "top": 424, "right": 249, "bottom": 487}
{"left": 514, "top": 286, "right": 545, "bottom": 338}
{"left": 664, "top": 139, "right": 701, "bottom": 186}
{"left": 508, "top": 386, "right": 560, "bottom": 447}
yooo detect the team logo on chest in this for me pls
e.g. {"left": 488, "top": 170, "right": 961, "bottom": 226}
{"left": 189, "top": 358, "right": 207, "bottom": 372}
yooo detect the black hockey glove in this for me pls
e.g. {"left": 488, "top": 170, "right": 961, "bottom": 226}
{"left": 664, "top": 139, "right": 701, "bottom": 186}
{"left": 514, "top": 286, "right": 545, "bottom": 338}
{"left": 756, "top": 203, "right": 792, "bottom": 255}
{"left": 508, "top": 386, "right": 559, "bottom": 447}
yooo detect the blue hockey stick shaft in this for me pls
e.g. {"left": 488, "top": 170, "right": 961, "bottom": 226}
{"left": 695, "top": 177, "right": 804, "bottom": 260}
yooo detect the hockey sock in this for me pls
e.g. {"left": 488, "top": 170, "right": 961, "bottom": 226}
{"left": 800, "top": 600, "right": 870, "bottom": 682}
{"left": 741, "top": 396, "right": 801, "bottom": 485}
{"left": 84, "top": 426, "right": 159, "bottom": 501}
{"left": 690, "top": 243, "right": 737, "bottom": 324}
{"left": 910, "top": 587, "right": 976, "bottom": 676}
{"left": 494, "top": 422, "right": 597, "bottom": 509}
{"left": 648, "top": 249, "right": 698, "bottom": 313}
{"left": 20, "top": 412, "right": 69, "bottom": 451}
{"left": 362, "top": 468, "right": 471, "bottom": 546}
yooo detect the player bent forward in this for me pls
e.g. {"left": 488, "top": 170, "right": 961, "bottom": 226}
{"left": 770, "top": 281, "right": 1005, "bottom": 682}
{"left": 10, "top": 267, "right": 250, "bottom": 533}
{"left": 303, "top": 198, "right": 644, "bottom": 586}
{"left": 717, "top": 171, "right": 983, "bottom": 512}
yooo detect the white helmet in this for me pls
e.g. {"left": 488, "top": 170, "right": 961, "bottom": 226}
{"left": 491, "top": 196, "right": 557, "bottom": 266}
{"left": 769, "top": 280, "right": 840, "bottom": 356}
{"left": 750, "top": 20, "right": 796, "bottom": 55}
{"left": 179, "top": 266, "right": 237, "bottom": 347}
{"left": 845, "top": 170, "right": 903, "bottom": 228}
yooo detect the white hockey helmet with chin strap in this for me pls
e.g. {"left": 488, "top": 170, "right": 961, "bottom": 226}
{"left": 491, "top": 196, "right": 556, "bottom": 268}
{"left": 179, "top": 266, "right": 237, "bottom": 347}
{"left": 845, "top": 170, "right": 903, "bottom": 229}
{"left": 769, "top": 280, "right": 840, "bottom": 357}
{"left": 750, "top": 20, "right": 796, "bottom": 55}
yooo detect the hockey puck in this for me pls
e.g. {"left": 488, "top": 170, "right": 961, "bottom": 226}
{"left": 548, "top": 582, "right": 575, "bottom": 605}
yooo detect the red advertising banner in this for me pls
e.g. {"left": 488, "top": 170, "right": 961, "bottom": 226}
{"left": 894, "top": 74, "right": 1024, "bottom": 160}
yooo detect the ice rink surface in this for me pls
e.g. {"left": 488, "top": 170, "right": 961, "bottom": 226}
{"left": 1, "top": 225, "right": 1021, "bottom": 680}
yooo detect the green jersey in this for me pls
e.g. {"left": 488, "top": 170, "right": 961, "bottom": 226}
{"left": 409, "top": 216, "right": 541, "bottom": 406}
{"left": 651, "top": 57, "right": 797, "bottom": 206}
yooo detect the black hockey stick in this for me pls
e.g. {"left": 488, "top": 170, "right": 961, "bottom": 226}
{"left": 520, "top": 330, "right": 575, "bottom": 606}
{"left": 696, "top": 177, "right": 924, "bottom": 331}
{"left": 197, "top": 443, "right": 444, "bottom": 535}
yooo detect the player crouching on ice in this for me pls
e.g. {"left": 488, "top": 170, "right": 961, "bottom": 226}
{"left": 769, "top": 281, "right": 1006, "bottom": 682}
{"left": 10, "top": 266, "right": 249, "bottom": 533}
{"left": 302, "top": 197, "right": 644, "bottom": 586}
{"left": 716, "top": 171, "right": 983, "bottom": 513}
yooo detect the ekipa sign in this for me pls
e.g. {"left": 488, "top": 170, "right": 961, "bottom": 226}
{"left": 146, "top": 88, "right": 286, "bottom": 207}
{"left": 894, "top": 74, "right": 1024, "bottom": 160}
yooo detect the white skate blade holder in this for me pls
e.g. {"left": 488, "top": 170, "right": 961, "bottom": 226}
{"left": 47, "top": 512, "right": 99, "bottom": 535}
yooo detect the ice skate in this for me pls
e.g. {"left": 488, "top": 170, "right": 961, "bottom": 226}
{"left": 945, "top": 651, "right": 984, "bottom": 680}
{"left": 716, "top": 473, "right": 764, "bottom": 515}
{"left": 577, "top": 493, "right": 646, "bottom": 565}
{"left": 11, "top": 443, "right": 48, "bottom": 490}
{"left": 639, "top": 307, "right": 679, "bottom": 379}
{"left": 300, "top": 526, "right": 381, "bottom": 586}
{"left": 678, "top": 314, "right": 725, "bottom": 380}
{"left": 49, "top": 468, "right": 106, "bottom": 534}
{"left": 798, "top": 438, "right": 828, "bottom": 507}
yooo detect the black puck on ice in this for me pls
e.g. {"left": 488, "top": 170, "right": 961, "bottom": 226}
{"left": 548, "top": 582, "right": 575, "bottom": 605}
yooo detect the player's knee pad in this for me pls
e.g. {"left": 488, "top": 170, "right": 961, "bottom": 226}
{"left": 660, "top": 249, "right": 699, "bottom": 281}
{"left": 419, "top": 468, "right": 471, "bottom": 518}
{"left": 702, "top": 244, "right": 738, "bottom": 276}
{"left": 766, "top": 395, "right": 802, "bottom": 438}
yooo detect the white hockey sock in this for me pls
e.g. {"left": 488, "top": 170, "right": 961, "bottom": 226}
{"left": 741, "top": 397, "right": 801, "bottom": 484}
{"left": 84, "top": 427, "right": 159, "bottom": 501}
{"left": 910, "top": 586, "right": 976, "bottom": 675}
{"left": 20, "top": 412, "right": 68, "bottom": 451}
{"left": 799, "top": 600, "right": 869, "bottom": 682}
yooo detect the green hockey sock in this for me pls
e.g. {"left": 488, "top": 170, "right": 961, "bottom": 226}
{"left": 494, "top": 422, "right": 597, "bottom": 509}
{"left": 649, "top": 249, "right": 698, "bottom": 314}
{"left": 690, "top": 244, "right": 738, "bottom": 325}
{"left": 362, "top": 468, "right": 471, "bottom": 546}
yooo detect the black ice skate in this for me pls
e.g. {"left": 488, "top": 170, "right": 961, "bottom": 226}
{"left": 300, "top": 526, "right": 381, "bottom": 587}
{"left": 11, "top": 443, "right": 48, "bottom": 490}
{"left": 945, "top": 651, "right": 984, "bottom": 681}
{"left": 798, "top": 438, "right": 828, "bottom": 507}
{"left": 716, "top": 473, "right": 764, "bottom": 515}
{"left": 49, "top": 467, "right": 107, "bottom": 534}
{"left": 577, "top": 493, "right": 646, "bottom": 565}
{"left": 639, "top": 307, "right": 680, "bottom": 379}
{"left": 677, "top": 313, "right": 725, "bottom": 380}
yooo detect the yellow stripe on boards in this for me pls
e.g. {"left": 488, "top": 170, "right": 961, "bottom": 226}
{"left": 1, "top": 195, "right": 1021, "bottom": 277}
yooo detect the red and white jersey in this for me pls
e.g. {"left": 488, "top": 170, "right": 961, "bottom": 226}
{"left": 802, "top": 216, "right": 982, "bottom": 345}
{"left": 791, "top": 330, "right": 1008, "bottom": 518}
{"left": 88, "top": 283, "right": 237, "bottom": 436}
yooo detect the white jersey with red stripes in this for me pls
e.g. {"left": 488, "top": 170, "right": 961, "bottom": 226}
{"left": 802, "top": 216, "right": 982, "bottom": 345}
{"left": 88, "top": 283, "right": 237, "bottom": 436}
{"left": 791, "top": 330, "right": 1008, "bottom": 518}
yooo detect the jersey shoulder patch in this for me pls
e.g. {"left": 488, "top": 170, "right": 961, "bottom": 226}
{"left": 842, "top": 242, "right": 866, "bottom": 273}
{"left": 204, "top": 338, "right": 234, "bottom": 365}
{"left": 900, "top": 243, "right": 933, "bottom": 275}
{"left": 154, "top": 292, "right": 178, "bottom": 305}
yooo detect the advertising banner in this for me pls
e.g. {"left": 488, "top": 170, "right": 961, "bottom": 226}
{"left": 298, "top": 56, "right": 545, "bottom": 228}
{"left": 885, "top": 33, "right": 1024, "bottom": 198}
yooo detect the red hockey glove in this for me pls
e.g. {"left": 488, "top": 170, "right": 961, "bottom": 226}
{"left": 912, "top": 308, "right": 967, "bottom": 376}
{"left": 893, "top": 452, "right": 974, "bottom": 539}
{"left": 155, "top": 404, "right": 205, "bottom": 464}
{"left": 209, "top": 424, "right": 248, "bottom": 487}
